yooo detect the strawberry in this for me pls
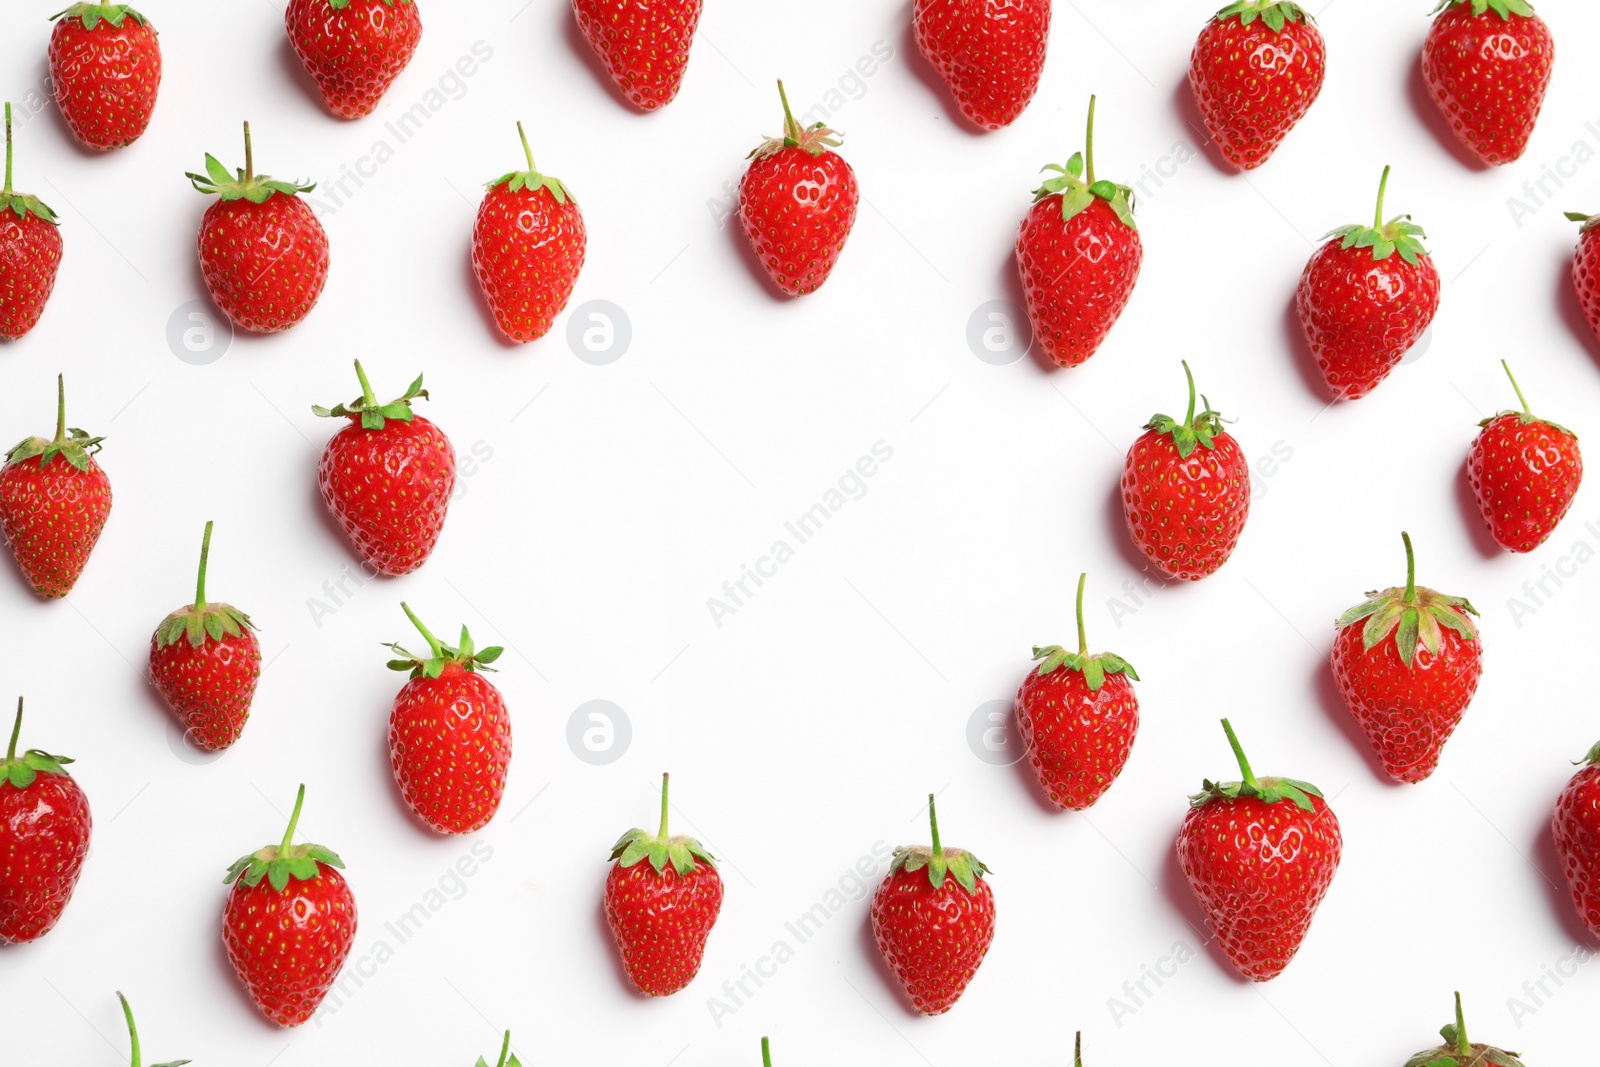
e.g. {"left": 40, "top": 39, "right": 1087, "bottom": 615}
{"left": 1422, "top": 0, "right": 1553, "bottom": 167}
{"left": 1469, "top": 361, "right": 1582, "bottom": 553}
{"left": 313, "top": 362, "right": 455, "bottom": 575}
{"left": 1014, "top": 573, "right": 1140, "bottom": 810}
{"left": 1121, "top": 362, "right": 1250, "bottom": 579}
{"left": 571, "top": 0, "right": 702, "bottom": 112}
{"left": 1177, "top": 719, "right": 1341, "bottom": 981}
{"left": 48, "top": 4, "right": 162, "bottom": 150}
{"left": 385, "top": 602, "right": 510, "bottom": 835}
{"left": 0, "top": 699, "right": 91, "bottom": 944}
{"left": 738, "top": 81, "right": 859, "bottom": 297}
{"left": 1553, "top": 741, "right": 1600, "bottom": 941}
{"left": 1404, "top": 993, "right": 1524, "bottom": 1067}
{"left": 149, "top": 521, "right": 260, "bottom": 752}
{"left": 871, "top": 794, "right": 995, "bottom": 1014}
{"left": 1566, "top": 208, "right": 1600, "bottom": 346}
{"left": 223, "top": 784, "right": 357, "bottom": 1028}
{"left": 1189, "top": 2, "right": 1325, "bottom": 171}
{"left": 475, "top": 1032, "right": 522, "bottom": 1067}
{"left": 0, "top": 375, "right": 112, "bottom": 599}
{"left": 1016, "top": 96, "right": 1141, "bottom": 368}
{"left": 285, "top": 0, "right": 422, "bottom": 120}
{"left": 1331, "top": 532, "right": 1482, "bottom": 784}
{"left": 605, "top": 773, "right": 723, "bottom": 996}
{"left": 0, "top": 102, "right": 63, "bottom": 341}
{"left": 1296, "top": 166, "right": 1439, "bottom": 401}
{"left": 115, "top": 992, "right": 189, "bottom": 1067}
{"left": 186, "top": 122, "right": 328, "bottom": 334}
{"left": 911, "top": 0, "right": 1050, "bottom": 130}
{"left": 471, "top": 123, "right": 586, "bottom": 344}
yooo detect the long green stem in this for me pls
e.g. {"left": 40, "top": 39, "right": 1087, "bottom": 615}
{"left": 242, "top": 121, "right": 254, "bottom": 183}
{"left": 761, "top": 1037, "right": 772, "bottom": 1067}
{"left": 1502, "top": 360, "right": 1531, "bottom": 416}
{"left": 53, "top": 374, "right": 67, "bottom": 446}
{"left": 658, "top": 773, "right": 671, "bottom": 838}
{"left": 1221, "top": 719, "right": 1258, "bottom": 788}
{"left": 1401, "top": 531, "right": 1416, "bottom": 605}
{"left": 777, "top": 80, "right": 801, "bottom": 140}
{"left": 400, "top": 602, "right": 444, "bottom": 660}
{"left": 6, "top": 698, "right": 21, "bottom": 762}
{"left": 495, "top": 1031, "right": 512, "bottom": 1067}
{"left": 119, "top": 993, "right": 141, "bottom": 1067}
{"left": 194, "top": 521, "right": 214, "bottom": 611}
{"left": 1074, "top": 1032, "right": 1083, "bottom": 1067}
{"left": 516, "top": 122, "right": 536, "bottom": 173}
{"left": 1075, "top": 572, "right": 1088, "bottom": 656}
{"left": 927, "top": 793, "right": 943, "bottom": 858}
{"left": 3, "top": 102, "right": 12, "bottom": 197}
{"left": 1084, "top": 96, "right": 1098, "bottom": 186}
{"left": 1181, "top": 361, "right": 1196, "bottom": 426}
{"left": 279, "top": 784, "right": 306, "bottom": 857}
{"left": 1374, "top": 165, "right": 1391, "bottom": 230}
{"left": 353, "top": 360, "right": 378, "bottom": 408}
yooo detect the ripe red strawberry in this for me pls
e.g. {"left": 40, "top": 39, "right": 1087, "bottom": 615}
{"left": 1422, "top": 0, "right": 1553, "bottom": 167}
{"left": 1014, "top": 573, "right": 1140, "bottom": 810}
{"left": 149, "top": 521, "right": 261, "bottom": 751}
{"left": 1405, "top": 994, "right": 1525, "bottom": 1067}
{"left": 1122, "top": 362, "right": 1250, "bottom": 579}
{"left": 1296, "top": 166, "right": 1440, "bottom": 400}
{"left": 285, "top": 0, "right": 422, "bottom": 120}
{"left": 186, "top": 122, "right": 328, "bottom": 334}
{"left": 0, "top": 698, "right": 92, "bottom": 944}
{"left": 0, "top": 103, "right": 63, "bottom": 341}
{"left": 739, "top": 81, "right": 859, "bottom": 297}
{"left": 116, "top": 993, "right": 189, "bottom": 1067}
{"left": 871, "top": 794, "right": 995, "bottom": 1014}
{"left": 223, "top": 784, "right": 357, "bottom": 1027}
{"left": 313, "top": 362, "right": 456, "bottom": 575}
{"left": 1554, "top": 741, "right": 1600, "bottom": 941}
{"left": 385, "top": 602, "right": 510, "bottom": 835}
{"left": 1016, "top": 96, "right": 1141, "bottom": 368}
{"left": 1189, "top": 2, "right": 1326, "bottom": 170}
{"left": 572, "top": 0, "right": 702, "bottom": 111}
{"left": 1565, "top": 209, "right": 1600, "bottom": 347}
{"left": 0, "top": 375, "right": 112, "bottom": 599}
{"left": 911, "top": 0, "right": 1050, "bottom": 130}
{"left": 48, "top": 4, "right": 162, "bottom": 150}
{"left": 1331, "top": 532, "right": 1482, "bottom": 784}
{"left": 471, "top": 123, "right": 586, "bottom": 343}
{"left": 1177, "top": 719, "right": 1340, "bottom": 981}
{"left": 604, "top": 773, "right": 723, "bottom": 996}
{"left": 1468, "top": 361, "right": 1582, "bottom": 553}
{"left": 475, "top": 1031, "right": 523, "bottom": 1067}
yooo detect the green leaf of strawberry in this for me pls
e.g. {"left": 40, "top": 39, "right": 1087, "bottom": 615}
{"left": 6, "top": 376, "right": 104, "bottom": 474}
{"left": 489, "top": 121, "right": 575, "bottom": 203}
{"left": 49, "top": 3, "right": 154, "bottom": 30}
{"left": 1335, "top": 532, "right": 1478, "bottom": 669}
{"left": 748, "top": 80, "right": 843, "bottom": 162}
{"left": 1190, "top": 719, "right": 1327, "bottom": 812}
{"left": 1032, "top": 96, "right": 1137, "bottom": 229}
{"left": 1215, "top": 1, "right": 1309, "bottom": 29}
{"left": 1430, "top": 0, "right": 1535, "bottom": 19}
{"left": 888, "top": 794, "right": 990, "bottom": 894}
{"left": 186, "top": 122, "right": 315, "bottom": 204}
{"left": 608, "top": 773, "right": 719, "bottom": 877}
{"left": 1032, "top": 574, "right": 1138, "bottom": 692}
{"left": 313, "top": 360, "right": 429, "bottom": 431}
{"left": 384, "top": 603, "right": 503, "bottom": 679}
{"left": 1322, "top": 166, "right": 1430, "bottom": 266}
{"left": 153, "top": 521, "right": 257, "bottom": 651}
{"left": 223, "top": 784, "right": 346, "bottom": 890}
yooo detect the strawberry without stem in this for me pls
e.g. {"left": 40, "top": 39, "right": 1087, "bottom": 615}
{"left": 911, "top": 0, "right": 1050, "bottom": 131}
{"left": 1189, "top": 2, "right": 1325, "bottom": 171}
{"left": 286, "top": 0, "right": 421, "bottom": 120}
{"left": 0, "top": 699, "right": 92, "bottom": 944}
{"left": 1404, "top": 993, "right": 1524, "bottom": 1067}
{"left": 871, "top": 794, "right": 995, "bottom": 1014}
{"left": 1469, "top": 361, "right": 1581, "bottom": 553}
{"left": 116, "top": 992, "right": 189, "bottom": 1067}
{"left": 739, "top": 81, "right": 859, "bottom": 297}
{"left": 314, "top": 361, "right": 456, "bottom": 575}
{"left": 187, "top": 122, "right": 329, "bottom": 334}
{"left": 1015, "top": 573, "right": 1140, "bottom": 811}
{"left": 0, "top": 102, "right": 63, "bottom": 341}
{"left": 48, "top": 4, "right": 162, "bottom": 150}
{"left": 605, "top": 773, "right": 724, "bottom": 996}
{"left": 1177, "top": 719, "right": 1341, "bottom": 982}
{"left": 223, "top": 784, "right": 357, "bottom": 1028}
{"left": 1422, "top": 0, "right": 1553, "bottom": 167}
{"left": 1553, "top": 741, "right": 1600, "bottom": 941}
{"left": 1122, "top": 361, "right": 1250, "bottom": 580}
{"left": 1016, "top": 96, "right": 1141, "bottom": 369}
{"left": 386, "top": 602, "right": 510, "bottom": 835}
{"left": 0, "top": 375, "right": 112, "bottom": 599}
{"left": 1332, "top": 532, "right": 1482, "bottom": 784}
{"left": 572, "top": 0, "right": 703, "bottom": 112}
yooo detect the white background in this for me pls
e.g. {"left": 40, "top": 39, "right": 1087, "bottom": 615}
{"left": 2, "top": 0, "right": 1599, "bottom": 1063}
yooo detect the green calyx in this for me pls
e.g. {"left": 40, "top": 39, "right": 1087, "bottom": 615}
{"left": 1034, "top": 95, "right": 1136, "bottom": 230}
{"left": 155, "top": 521, "right": 256, "bottom": 650}
{"left": 386, "top": 602, "right": 502, "bottom": 679}
{"left": 51, "top": 3, "right": 154, "bottom": 29}
{"left": 2, "top": 698, "right": 74, "bottom": 790}
{"left": 1336, "top": 532, "right": 1479, "bottom": 670}
{"left": 187, "top": 121, "right": 315, "bottom": 205}
{"left": 1565, "top": 210, "right": 1600, "bottom": 235}
{"left": 1191, "top": 718, "right": 1325, "bottom": 813}
{"left": 6, "top": 375, "right": 104, "bottom": 474}
{"left": 489, "top": 121, "right": 573, "bottom": 203}
{"left": 750, "top": 79, "right": 843, "bottom": 161}
{"left": 1430, "top": 0, "right": 1534, "bottom": 19}
{"left": 329, "top": 0, "right": 412, "bottom": 8}
{"left": 1481, "top": 360, "right": 1574, "bottom": 437}
{"left": 1145, "top": 361, "right": 1228, "bottom": 460}
{"left": 890, "top": 793, "right": 990, "bottom": 894}
{"left": 3, "top": 103, "right": 59, "bottom": 225}
{"left": 610, "top": 773, "right": 719, "bottom": 877}
{"left": 1577, "top": 741, "right": 1600, "bottom": 766}
{"left": 1404, "top": 992, "right": 1524, "bottom": 1067}
{"left": 313, "top": 360, "right": 428, "bottom": 431}
{"left": 118, "top": 993, "right": 190, "bottom": 1067}
{"left": 474, "top": 1031, "right": 522, "bottom": 1067}
{"left": 1214, "top": 1, "right": 1309, "bottom": 31}
{"left": 224, "top": 784, "right": 346, "bottom": 892}
{"left": 1033, "top": 573, "right": 1139, "bottom": 692}
{"left": 1325, "top": 166, "right": 1429, "bottom": 266}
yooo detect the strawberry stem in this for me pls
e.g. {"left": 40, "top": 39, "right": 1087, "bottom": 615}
{"left": 658, "top": 772, "right": 671, "bottom": 838}
{"left": 1074, "top": 1032, "right": 1083, "bottom": 1067}
{"left": 400, "top": 601, "right": 444, "bottom": 660}
{"left": 1084, "top": 95, "right": 1098, "bottom": 186}
{"left": 1454, "top": 992, "right": 1469, "bottom": 1056}
{"left": 352, "top": 359, "right": 380, "bottom": 408}
{"left": 242, "top": 120, "right": 254, "bottom": 184}
{"left": 194, "top": 520, "right": 213, "bottom": 612}
{"left": 1401, "top": 531, "right": 1416, "bottom": 605}
{"left": 1374, "top": 165, "right": 1391, "bottom": 230}
{"left": 6, "top": 698, "right": 21, "bottom": 762}
{"left": 278, "top": 783, "right": 306, "bottom": 857}
{"left": 1075, "top": 572, "right": 1088, "bottom": 656}
{"left": 761, "top": 1037, "right": 772, "bottom": 1067}
{"left": 777, "top": 79, "right": 802, "bottom": 142}
{"left": 495, "top": 1030, "right": 512, "bottom": 1067}
{"left": 927, "top": 793, "right": 943, "bottom": 858}
{"left": 516, "top": 122, "right": 536, "bottom": 173}
{"left": 3, "top": 102, "right": 12, "bottom": 198}
{"left": 1501, "top": 360, "right": 1532, "bottom": 416}
{"left": 1220, "top": 718, "right": 1259, "bottom": 789}
{"left": 118, "top": 992, "right": 141, "bottom": 1067}
{"left": 1181, "top": 361, "right": 1196, "bottom": 426}
{"left": 53, "top": 374, "right": 67, "bottom": 447}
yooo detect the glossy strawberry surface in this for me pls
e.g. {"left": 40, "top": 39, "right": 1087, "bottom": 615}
{"left": 223, "top": 861, "right": 356, "bottom": 1026}
{"left": 0, "top": 211, "right": 61, "bottom": 341}
{"left": 1296, "top": 241, "right": 1439, "bottom": 400}
{"left": 1573, "top": 223, "right": 1600, "bottom": 345}
{"left": 1422, "top": 1, "right": 1553, "bottom": 166}
{"left": 1553, "top": 745, "right": 1600, "bottom": 940}
{"left": 1189, "top": 4, "right": 1326, "bottom": 170}
{"left": 1015, "top": 667, "right": 1139, "bottom": 810}
{"left": 0, "top": 711, "right": 91, "bottom": 944}
{"left": 319, "top": 414, "right": 455, "bottom": 575}
{"left": 911, "top": 0, "right": 1051, "bottom": 130}
{"left": 1469, "top": 411, "right": 1581, "bottom": 553}
{"left": 390, "top": 663, "right": 511, "bottom": 835}
{"left": 151, "top": 629, "right": 261, "bottom": 750}
{"left": 871, "top": 848, "right": 995, "bottom": 1014}
{"left": 572, "top": 0, "right": 703, "bottom": 111}
{"left": 49, "top": 6, "right": 162, "bottom": 150}
{"left": 1017, "top": 197, "right": 1141, "bottom": 368}
{"left": 285, "top": 0, "right": 422, "bottom": 119}
{"left": 197, "top": 196, "right": 329, "bottom": 333}
{"left": 739, "top": 145, "right": 858, "bottom": 297}
{"left": 472, "top": 179, "right": 586, "bottom": 343}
